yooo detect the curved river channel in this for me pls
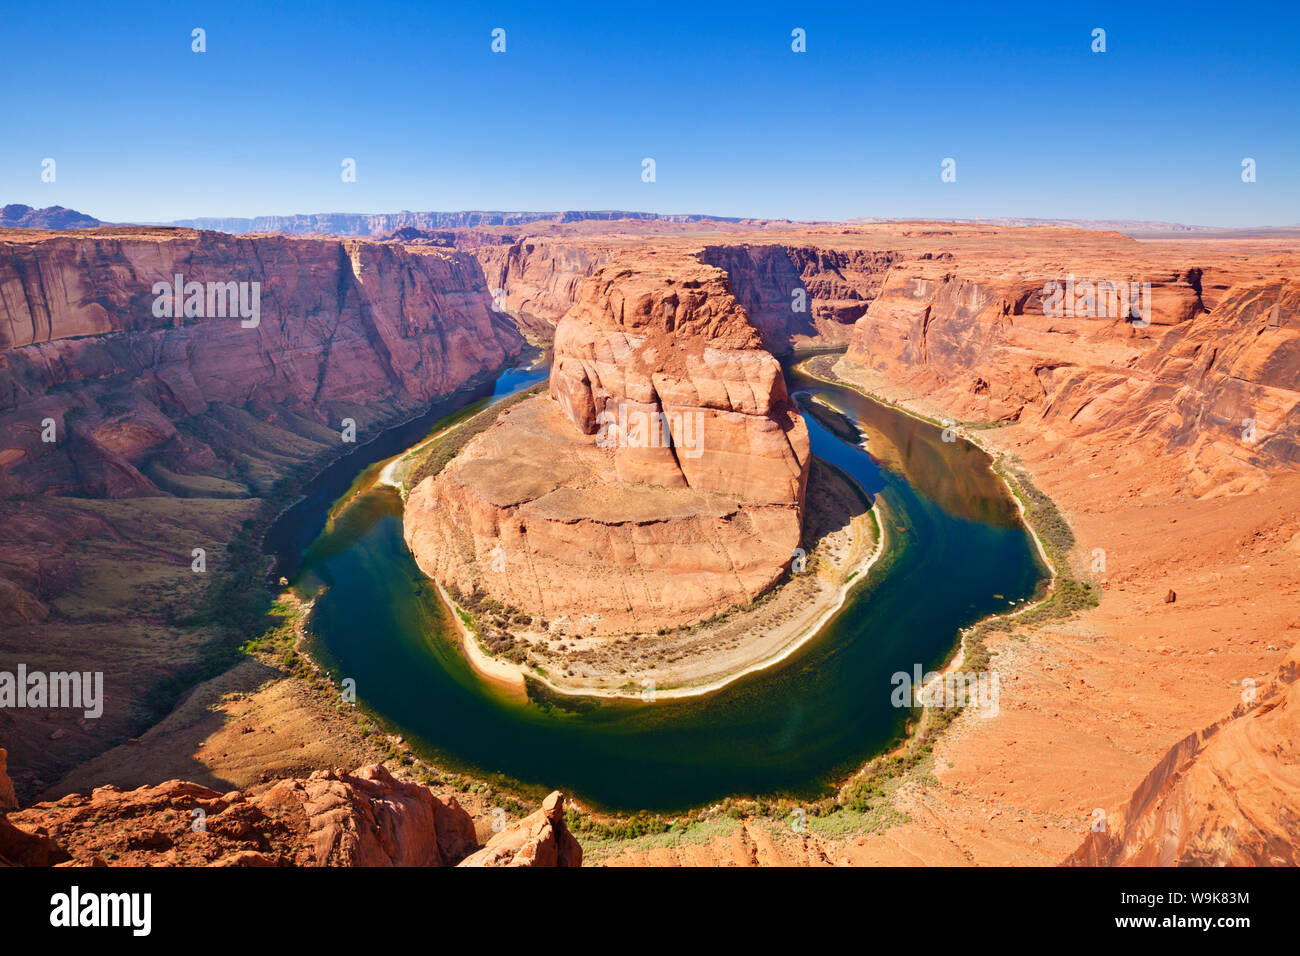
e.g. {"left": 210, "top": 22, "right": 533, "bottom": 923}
{"left": 265, "top": 354, "right": 1046, "bottom": 812}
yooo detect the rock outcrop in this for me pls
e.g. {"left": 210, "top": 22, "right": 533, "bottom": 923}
{"left": 1, "top": 745, "right": 71, "bottom": 865}
{"left": 0, "top": 815, "right": 70, "bottom": 866}
{"left": 844, "top": 253, "right": 1299, "bottom": 493}
{"left": 548, "top": 259, "right": 808, "bottom": 502}
{"left": 0, "top": 228, "right": 522, "bottom": 499}
{"left": 1, "top": 764, "right": 489, "bottom": 867}
{"left": 255, "top": 765, "right": 478, "bottom": 867}
{"left": 1066, "top": 646, "right": 1300, "bottom": 866}
{"left": 458, "top": 791, "right": 582, "bottom": 867}
{"left": 699, "top": 244, "right": 897, "bottom": 352}
{"left": 405, "top": 254, "right": 810, "bottom": 633}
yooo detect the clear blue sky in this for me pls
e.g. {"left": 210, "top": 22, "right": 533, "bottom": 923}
{"left": 3, "top": 0, "right": 1297, "bottom": 226}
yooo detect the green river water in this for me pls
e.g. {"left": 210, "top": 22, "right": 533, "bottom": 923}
{"left": 270, "top": 356, "right": 1046, "bottom": 812}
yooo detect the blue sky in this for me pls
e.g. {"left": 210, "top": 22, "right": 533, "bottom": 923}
{"left": 3, "top": 0, "right": 1297, "bottom": 225}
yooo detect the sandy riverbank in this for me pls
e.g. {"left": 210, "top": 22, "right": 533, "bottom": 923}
{"left": 430, "top": 459, "right": 885, "bottom": 701}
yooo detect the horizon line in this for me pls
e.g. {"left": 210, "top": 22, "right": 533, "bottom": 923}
{"left": 6, "top": 202, "right": 1300, "bottom": 234}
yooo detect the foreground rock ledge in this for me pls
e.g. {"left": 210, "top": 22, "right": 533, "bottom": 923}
{"left": 459, "top": 791, "right": 582, "bottom": 867}
{"left": 0, "top": 759, "right": 579, "bottom": 868}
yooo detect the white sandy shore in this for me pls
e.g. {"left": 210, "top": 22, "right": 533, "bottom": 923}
{"left": 434, "top": 580, "right": 530, "bottom": 698}
{"left": 440, "top": 495, "right": 890, "bottom": 702}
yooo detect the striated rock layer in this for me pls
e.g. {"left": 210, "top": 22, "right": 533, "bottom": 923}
{"left": 698, "top": 244, "right": 898, "bottom": 352}
{"left": 0, "top": 226, "right": 522, "bottom": 499}
{"left": 1067, "top": 647, "right": 1300, "bottom": 866}
{"left": 406, "top": 253, "right": 810, "bottom": 633}
{"left": 475, "top": 238, "right": 609, "bottom": 325}
{"left": 843, "top": 248, "right": 1299, "bottom": 494}
{"left": 0, "top": 225, "right": 524, "bottom": 793}
{"left": 548, "top": 258, "right": 809, "bottom": 501}
{"left": 0, "top": 225, "right": 523, "bottom": 617}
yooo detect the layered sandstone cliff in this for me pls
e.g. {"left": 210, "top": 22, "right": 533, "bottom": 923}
{"left": 405, "top": 254, "right": 810, "bottom": 634}
{"left": 0, "top": 227, "right": 522, "bottom": 499}
{"left": 699, "top": 244, "right": 898, "bottom": 352}
{"left": 474, "top": 238, "right": 608, "bottom": 325}
{"left": 473, "top": 238, "right": 905, "bottom": 353}
{"left": 0, "top": 224, "right": 523, "bottom": 626}
{"left": 1066, "top": 646, "right": 1300, "bottom": 866}
{"left": 844, "top": 253, "right": 1299, "bottom": 493}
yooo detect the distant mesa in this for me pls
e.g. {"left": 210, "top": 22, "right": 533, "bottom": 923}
{"left": 151, "top": 209, "right": 747, "bottom": 236}
{"left": 8, "top": 203, "right": 1294, "bottom": 241}
{"left": 0, "top": 204, "right": 101, "bottom": 230}
{"left": 0, "top": 205, "right": 750, "bottom": 237}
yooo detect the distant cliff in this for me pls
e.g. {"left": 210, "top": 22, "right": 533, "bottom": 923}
{"left": 155, "top": 210, "right": 744, "bottom": 236}
{"left": 0, "top": 227, "right": 523, "bottom": 499}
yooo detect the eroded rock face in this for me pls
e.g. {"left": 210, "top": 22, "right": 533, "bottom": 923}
{"left": 405, "top": 254, "right": 810, "bottom": 633}
{"left": 0, "top": 815, "right": 70, "bottom": 866}
{"left": 2, "top": 764, "right": 480, "bottom": 867}
{"left": 844, "top": 261, "right": 1299, "bottom": 492}
{"left": 548, "top": 259, "right": 808, "bottom": 504}
{"left": 405, "top": 397, "right": 804, "bottom": 632}
{"left": 699, "top": 244, "right": 898, "bottom": 352}
{"left": 0, "top": 225, "right": 524, "bottom": 649}
{"left": 1067, "top": 646, "right": 1300, "bottom": 866}
{"left": 475, "top": 239, "right": 608, "bottom": 324}
{"left": 0, "top": 227, "right": 527, "bottom": 795}
{"left": 0, "top": 228, "right": 522, "bottom": 499}
{"left": 458, "top": 791, "right": 582, "bottom": 867}
{"left": 255, "top": 765, "right": 478, "bottom": 867}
